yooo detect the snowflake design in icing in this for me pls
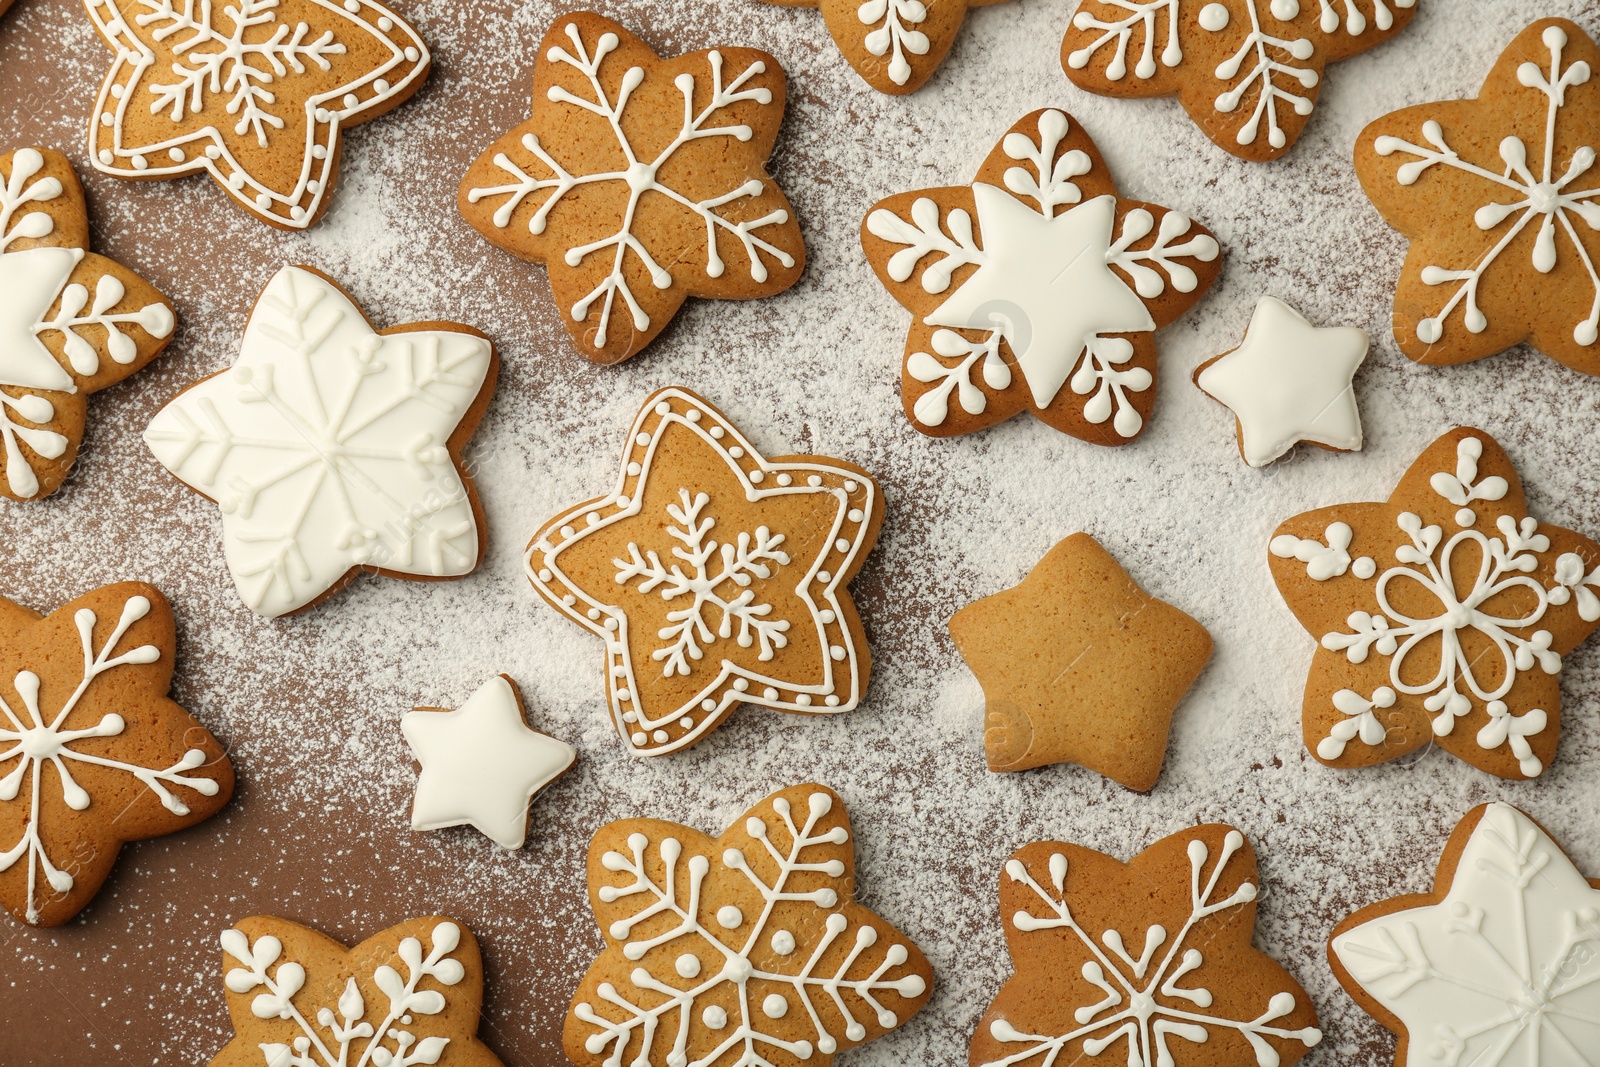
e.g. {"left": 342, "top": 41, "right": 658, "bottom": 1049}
{"left": 216, "top": 917, "right": 504, "bottom": 1067}
{"left": 862, "top": 108, "right": 1219, "bottom": 443}
{"left": 1360, "top": 20, "right": 1600, "bottom": 373}
{"left": 1062, "top": 0, "right": 1416, "bottom": 160}
{"left": 1332, "top": 803, "right": 1600, "bottom": 1067}
{"left": 1270, "top": 428, "right": 1600, "bottom": 779}
{"left": 971, "top": 826, "right": 1322, "bottom": 1067}
{"left": 142, "top": 265, "right": 496, "bottom": 618}
{"left": 566, "top": 785, "right": 931, "bottom": 1067}
{"left": 460, "top": 14, "right": 803, "bottom": 364}
{"left": 85, "top": 0, "right": 430, "bottom": 227}
{"left": 0, "top": 585, "right": 231, "bottom": 926}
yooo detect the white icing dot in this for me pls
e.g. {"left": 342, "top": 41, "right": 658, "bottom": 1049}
{"left": 777, "top": 474, "right": 792, "bottom": 486}
{"left": 100, "top": 113, "right": 113, "bottom": 126}
{"left": 710, "top": 426, "right": 725, "bottom": 439}
{"left": 762, "top": 687, "right": 778, "bottom": 700}
{"left": 603, "top": 618, "right": 618, "bottom": 631}
{"left": 729, "top": 446, "right": 745, "bottom": 458}
{"left": 627, "top": 462, "right": 641, "bottom": 475}
{"left": 750, "top": 469, "right": 764, "bottom": 483}
{"left": 844, "top": 480, "right": 858, "bottom": 492}
{"left": 686, "top": 408, "right": 702, "bottom": 421}
{"left": 655, "top": 402, "right": 671, "bottom": 415}
{"left": 819, "top": 610, "right": 836, "bottom": 624}
{"left": 825, "top": 695, "right": 840, "bottom": 707}
{"left": 675, "top": 953, "right": 700, "bottom": 978}
{"left": 404, "top": 46, "right": 420, "bottom": 62}
{"left": 733, "top": 678, "right": 749, "bottom": 691}
{"left": 679, "top": 716, "right": 694, "bottom": 729}
{"left": 586, "top": 608, "right": 601, "bottom": 621}
{"left": 312, "top": 144, "right": 329, "bottom": 159}
{"left": 205, "top": 145, "right": 221, "bottom": 159}
{"left": 1199, "top": 2, "right": 1230, "bottom": 30}
{"left": 1352, "top": 557, "right": 1377, "bottom": 580}
{"left": 796, "top": 694, "right": 812, "bottom": 707}
{"left": 615, "top": 495, "right": 630, "bottom": 507}
{"left": 808, "top": 475, "right": 822, "bottom": 486}
{"left": 562, "top": 594, "right": 577, "bottom": 606}
{"left": 314, "top": 108, "right": 332, "bottom": 123}
{"left": 307, "top": 180, "right": 321, "bottom": 193}
{"left": 254, "top": 192, "right": 272, "bottom": 209}
{"left": 835, "top": 538, "right": 850, "bottom": 552}
{"left": 635, "top": 433, "right": 651, "bottom": 446}
{"left": 560, "top": 525, "right": 575, "bottom": 538}
{"left": 538, "top": 568, "right": 553, "bottom": 581}
{"left": 762, "top": 993, "right": 788, "bottom": 1019}
{"left": 227, "top": 172, "right": 246, "bottom": 190}
{"left": 829, "top": 645, "right": 846, "bottom": 661}
{"left": 131, "top": 154, "right": 148, "bottom": 170}
{"left": 377, "top": 15, "right": 392, "bottom": 29}
{"left": 652, "top": 729, "right": 669, "bottom": 743}
{"left": 617, "top": 689, "right": 632, "bottom": 702}
{"left": 374, "top": 79, "right": 390, "bottom": 94}
{"left": 622, "top": 711, "right": 638, "bottom": 723}
{"left": 817, "top": 572, "right": 833, "bottom": 585}
{"left": 771, "top": 930, "right": 796, "bottom": 954}
{"left": 342, "top": 0, "right": 358, "bottom": 10}
{"left": 630, "top": 731, "right": 648, "bottom": 745}
{"left": 716, "top": 905, "right": 743, "bottom": 929}
{"left": 343, "top": 93, "right": 360, "bottom": 109}
{"left": 97, "top": 149, "right": 113, "bottom": 165}
{"left": 702, "top": 1006, "right": 728, "bottom": 1030}
{"left": 1270, "top": 0, "right": 1300, "bottom": 17}
{"left": 1457, "top": 508, "right": 1476, "bottom": 528}
{"left": 701, "top": 698, "right": 716, "bottom": 711}
{"left": 848, "top": 509, "right": 864, "bottom": 522}
{"left": 110, "top": 83, "right": 125, "bottom": 98}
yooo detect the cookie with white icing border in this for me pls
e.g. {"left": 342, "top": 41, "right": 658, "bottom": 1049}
{"left": 143, "top": 264, "right": 499, "bottom": 618}
{"left": 862, "top": 108, "right": 1220, "bottom": 443}
{"left": 459, "top": 12, "right": 804, "bottom": 365}
{"left": 212, "top": 915, "right": 504, "bottom": 1067}
{"left": 0, "top": 146, "right": 175, "bottom": 501}
{"left": 1063, "top": 0, "right": 1417, "bottom": 162}
{"left": 1269, "top": 427, "right": 1600, "bottom": 779}
{"left": 0, "top": 582, "right": 233, "bottom": 927}
{"left": 1330, "top": 802, "right": 1600, "bottom": 1065}
{"left": 567, "top": 783, "right": 932, "bottom": 1067}
{"left": 971, "top": 824, "right": 1322, "bottom": 1067}
{"left": 84, "top": 0, "right": 431, "bottom": 229}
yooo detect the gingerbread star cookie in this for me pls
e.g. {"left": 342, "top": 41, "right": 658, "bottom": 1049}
{"left": 971, "top": 825, "right": 1322, "bottom": 1067}
{"left": 213, "top": 915, "right": 504, "bottom": 1067}
{"left": 459, "top": 12, "right": 805, "bottom": 365}
{"left": 568, "top": 784, "right": 932, "bottom": 1067}
{"left": 756, "top": 0, "right": 1011, "bottom": 94}
{"left": 862, "top": 108, "right": 1220, "bottom": 443}
{"left": 950, "top": 534, "right": 1211, "bottom": 791}
{"left": 1064, "top": 0, "right": 1417, "bottom": 162}
{"left": 0, "top": 583, "right": 233, "bottom": 926}
{"left": 1356, "top": 18, "right": 1600, "bottom": 373}
{"left": 1269, "top": 427, "right": 1600, "bottom": 779}
{"left": 1330, "top": 803, "right": 1600, "bottom": 1067}
{"left": 526, "top": 387, "right": 884, "bottom": 757}
{"left": 144, "top": 265, "right": 497, "bottom": 618}
{"left": 84, "top": 0, "right": 431, "bottom": 229}
{"left": 0, "top": 146, "right": 175, "bottom": 501}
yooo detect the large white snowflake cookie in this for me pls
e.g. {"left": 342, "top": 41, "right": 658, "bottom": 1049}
{"left": 862, "top": 108, "right": 1221, "bottom": 443}
{"left": 1269, "top": 427, "right": 1600, "bottom": 780}
{"left": 143, "top": 265, "right": 499, "bottom": 618}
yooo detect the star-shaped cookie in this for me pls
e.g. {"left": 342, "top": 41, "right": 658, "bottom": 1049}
{"left": 1330, "top": 803, "right": 1600, "bottom": 1066}
{"left": 525, "top": 387, "right": 884, "bottom": 757}
{"left": 143, "top": 265, "right": 499, "bottom": 618}
{"left": 1063, "top": 0, "right": 1418, "bottom": 162}
{"left": 84, "top": 0, "right": 431, "bottom": 229}
{"left": 950, "top": 534, "right": 1212, "bottom": 791}
{"left": 1269, "top": 427, "right": 1600, "bottom": 779}
{"left": 862, "top": 108, "right": 1221, "bottom": 443}
{"left": 756, "top": 0, "right": 1011, "bottom": 94}
{"left": 0, "top": 146, "right": 175, "bottom": 501}
{"left": 459, "top": 12, "right": 805, "bottom": 365}
{"left": 0, "top": 582, "right": 233, "bottom": 926}
{"left": 401, "top": 674, "right": 576, "bottom": 850}
{"left": 1195, "top": 295, "right": 1368, "bottom": 467}
{"left": 1356, "top": 18, "right": 1600, "bottom": 372}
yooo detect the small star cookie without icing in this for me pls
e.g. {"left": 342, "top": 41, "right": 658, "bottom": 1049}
{"left": 459, "top": 12, "right": 805, "bottom": 365}
{"left": 525, "top": 387, "right": 885, "bottom": 757}
{"left": 1194, "top": 295, "right": 1368, "bottom": 468}
{"left": 1356, "top": 18, "right": 1600, "bottom": 373}
{"left": 0, "top": 147, "right": 175, "bottom": 502}
{"left": 401, "top": 675, "right": 576, "bottom": 851}
{"left": 1269, "top": 427, "right": 1600, "bottom": 779}
{"left": 84, "top": 0, "right": 431, "bottom": 229}
{"left": 862, "top": 109, "right": 1220, "bottom": 444}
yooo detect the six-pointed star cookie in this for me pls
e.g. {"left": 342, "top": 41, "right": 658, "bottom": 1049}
{"left": 0, "top": 146, "right": 175, "bottom": 501}
{"left": 525, "top": 386, "right": 885, "bottom": 757}
{"left": 862, "top": 108, "right": 1220, "bottom": 443}
{"left": 1195, "top": 295, "right": 1368, "bottom": 467}
{"left": 950, "top": 533, "right": 1212, "bottom": 791}
{"left": 1330, "top": 803, "right": 1600, "bottom": 1067}
{"left": 755, "top": 0, "right": 1011, "bottom": 94}
{"left": 1356, "top": 19, "right": 1600, "bottom": 373}
{"left": 459, "top": 12, "right": 805, "bottom": 365}
{"left": 1063, "top": 0, "right": 1417, "bottom": 162}
{"left": 84, "top": 0, "right": 430, "bottom": 229}
{"left": 401, "top": 674, "right": 576, "bottom": 850}
{"left": 0, "top": 583, "right": 233, "bottom": 926}
{"left": 1269, "top": 427, "right": 1600, "bottom": 779}
{"left": 143, "top": 265, "right": 499, "bottom": 618}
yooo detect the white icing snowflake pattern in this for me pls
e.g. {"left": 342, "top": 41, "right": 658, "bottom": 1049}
{"left": 142, "top": 266, "right": 495, "bottom": 618}
{"left": 857, "top": 0, "right": 930, "bottom": 87}
{"left": 0, "top": 594, "right": 219, "bottom": 925}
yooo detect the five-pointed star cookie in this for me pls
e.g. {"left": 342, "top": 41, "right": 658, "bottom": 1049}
{"left": 0, "top": 582, "right": 233, "bottom": 926}
{"left": 1269, "top": 427, "right": 1600, "bottom": 779}
{"left": 401, "top": 674, "right": 576, "bottom": 850}
{"left": 143, "top": 265, "right": 499, "bottom": 618}
{"left": 84, "top": 0, "right": 431, "bottom": 229}
{"left": 862, "top": 108, "right": 1221, "bottom": 443}
{"left": 1063, "top": 0, "right": 1418, "bottom": 162}
{"left": 525, "top": 386, "right": 885, "bottom": 757}
{"left": 949, "top": 534, "right": 1212, "bottom": 791}
{"left": 1330, "top": 803, "right": 1600, "bottom": 1067}
{"left": 1195, "top": 295, "right": 1368, "bottom": 468}
{"left": 0, "top": 146, "right": 175, "bottom": 501}
{"left": 1356, "top": 19, "right": 1600, "bottom": 373}
{"left": 458, "top": 12, "right": 805, "bottom": 365}
{"left": 756, "top": 0, "right": 1012, "bottom": 94}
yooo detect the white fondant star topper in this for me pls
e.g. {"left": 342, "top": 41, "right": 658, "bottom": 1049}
{"left": 401, "top": 674, "right": 576, "bottom": 850}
